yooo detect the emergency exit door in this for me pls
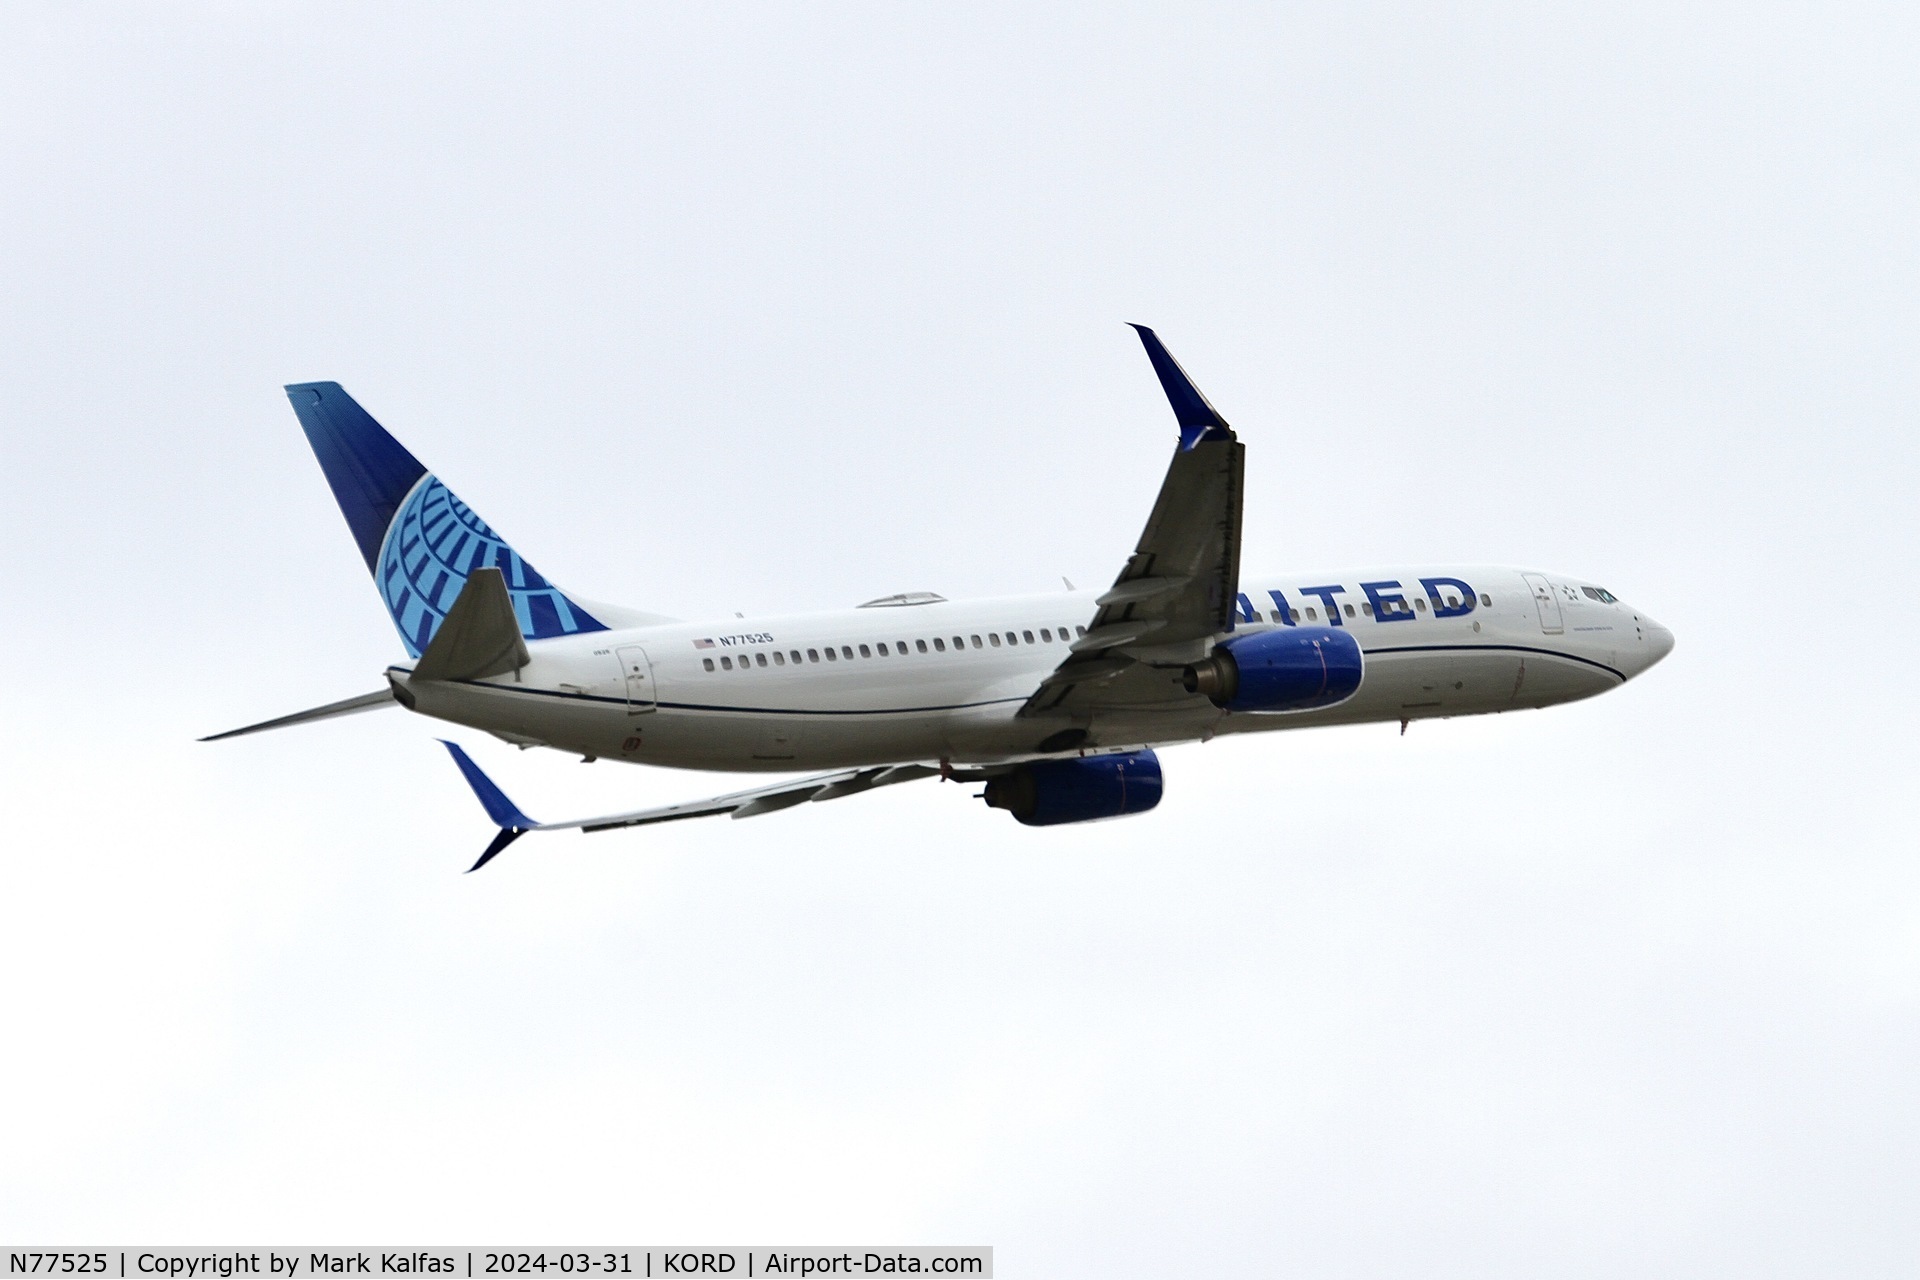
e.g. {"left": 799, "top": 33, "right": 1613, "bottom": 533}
{"left": 617, "top": 645, "right": 657, "bottom": 713}
{"left": 1522, "top": 574, "right": 1563, "bottom": 634}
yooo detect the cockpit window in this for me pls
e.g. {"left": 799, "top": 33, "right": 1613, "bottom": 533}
{"left": 1581, "top": 586, "right": 1619, "bottom": 603}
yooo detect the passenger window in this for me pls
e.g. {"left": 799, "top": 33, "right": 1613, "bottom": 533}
{"left": 842, "top": 646, "right": 855, "bottom": 660}
{"left": 989, "top": 634, "right": 1001, "bottom": 647}
{"left": 933, "top": 637, "right": 947, "bottom": 652}
{"left": 876, "top": 642, "right": 888, "bottom": 656}
{"left": 1344, "top": 604, "right": 1356, "bottom": 618}
{"left": 773, "top": 651, "right": 786, "bottom": 665}
{"left": 1361, "top": 603, "right": 1373, "bottom": 616}
{"left": 755, "top": 653, "right": 768, "bottom": 667}
{"left": 807, "top": 648, "right": 819, "bottom": 662}
{"left": 1075, "top": 625, "right": 1086, "bottom": 637}
{"left": 1023, "top": 630, "right": 1035, "bottom": 643}
{"left": 969, "top": 635, "right": 981, "bottom": 648}
{"left": 1445, "top": 596, "right": 1458, "bottom": 609}
{"left": 1306, "top": 608, "right": 1317, "bottom": 620}
{"left": 858, "top": 644, "right": 871, "bottom": 658}
{"left": 916, "top": 639, "right": 928, "bottom": 653}
{"left": 703, "top": 658, "right": 715, "bottom": 672}
{"left": 825, "top": 647, "right": 837, "bottom": 662}
{"left": 720, "top": 655, "right": 733, "bottom": 670}
{"left": 1480, "top": 593, "right": 1491, "bottom": 607}
{"left": 1290, "top": 609, "right": 1301, "bottom": 623}
{"left": 953, "top": 636, "right": 964, "bottom": 649}
{"left": 1267, "top": 610, "right": 1281, "bottom": 623}
{"left": 1415, "top": 598, "right": 1427, "bottom": 612}
{"left": 790, "top": 650, "right": 801, "bottom": 664}
{"left": 1040, "top": 628, "right": 1052, "bottom": 642}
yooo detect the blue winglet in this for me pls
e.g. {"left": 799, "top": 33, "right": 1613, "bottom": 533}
{"left": 1129, "top": 325, "right": 1233, "bottom": 451}
{"left": 440, "top": 742, "right": 539, "bottom": 873}
{"left": 468, "top": 827, "right": 527, "bottom": 874}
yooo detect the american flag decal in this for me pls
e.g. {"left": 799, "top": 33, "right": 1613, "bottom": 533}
{"left": 693, "top": 637, "right": 715, "bottom": 649}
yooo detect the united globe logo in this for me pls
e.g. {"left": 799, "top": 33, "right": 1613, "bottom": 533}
{"left": 377, "top": 474, "right": 604, "bottom": 657}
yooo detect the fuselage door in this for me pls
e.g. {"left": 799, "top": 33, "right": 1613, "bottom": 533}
{"left": 617, "top": 645, "right": 657, "bottom": 714}
{"left": 1522, "top": 573, "right": 1564, "bottom": 634}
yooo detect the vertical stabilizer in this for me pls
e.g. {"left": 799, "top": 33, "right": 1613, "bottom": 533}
{"left": 285, "top": 382, "right": 608, "bottom": 657}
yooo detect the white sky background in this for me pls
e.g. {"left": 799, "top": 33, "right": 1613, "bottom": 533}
{"left": 1, "top": 2, "right": 1915, "bottom": 1273}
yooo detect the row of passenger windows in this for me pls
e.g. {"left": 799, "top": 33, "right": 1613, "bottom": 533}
{"left": 1259, "top": 591, "right": 1492, "bottom": 623}
{"left": 697, "top": 590, "right": 1497, "bottom": 673}
{"left": 701, "top": 625, "right": 1090, "bottom": 672}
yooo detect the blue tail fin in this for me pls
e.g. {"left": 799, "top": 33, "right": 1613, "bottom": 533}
{"left": 286, "top": 382, "right": 608, "bottom": 657}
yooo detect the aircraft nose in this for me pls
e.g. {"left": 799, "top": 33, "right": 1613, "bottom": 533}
{"left": 1640, "top": 617, "right": 1675, "bottom": 669}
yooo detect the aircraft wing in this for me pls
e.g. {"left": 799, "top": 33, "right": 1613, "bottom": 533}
{"left": 1021, "top": 326, "right": 1244, "bottom": 717}
{"left": 441, "top": 741, "right": 951, "bottom": 871}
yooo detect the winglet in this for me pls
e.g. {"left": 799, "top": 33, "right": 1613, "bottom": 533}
{"left": 440, "top": 740, "right": 538, "bottom": 871}
{"left": 468, "top": 827, "right": 527, "bottom": 874}
{"left": 1129, "top": 325, "right": 1233, "bottom": 451}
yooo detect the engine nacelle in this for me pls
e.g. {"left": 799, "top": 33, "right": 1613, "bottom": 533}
{"left": 1181, "top": 626, "right": 1363, "bottom": 712}
{"left": 982, "top": 749, "right": 1163, "bottom": 827}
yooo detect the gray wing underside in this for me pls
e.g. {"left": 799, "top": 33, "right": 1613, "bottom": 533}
{"left": 440, "top": 741, "right": 1016, "bottom": 870}
{"left": 564, "top": 763, "right": 945, "bottom": 832}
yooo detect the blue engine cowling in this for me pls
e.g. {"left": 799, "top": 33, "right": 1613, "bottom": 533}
{"left": 982, "top": 749, "right": 1164, "bottom": 826}
{"left": 1181, "top": 626, "right": 1363, "bottom": 712}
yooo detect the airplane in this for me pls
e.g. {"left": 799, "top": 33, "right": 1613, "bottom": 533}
{"left": 206, "top": 326, "right": 1674, "bottom": 870}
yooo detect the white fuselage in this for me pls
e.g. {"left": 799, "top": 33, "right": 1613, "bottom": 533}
{"left": 391, "top": 565, "right": 1674, "bottom": 773}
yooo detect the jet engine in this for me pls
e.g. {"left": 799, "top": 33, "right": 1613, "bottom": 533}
{"left": 982, "top": 750, "right": 1163, "bottom": 826}
{"left": 1181, "top": 626, "right": 1363, "bottom": 712}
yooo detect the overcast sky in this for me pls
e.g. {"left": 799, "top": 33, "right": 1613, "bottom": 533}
{"left": 3, "top": 3, "right": 1916, "bottom": 1274}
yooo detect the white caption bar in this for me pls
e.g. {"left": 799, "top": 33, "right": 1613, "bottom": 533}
{"left": 1, "top": 1251, "right": 992, "bottom": 1280}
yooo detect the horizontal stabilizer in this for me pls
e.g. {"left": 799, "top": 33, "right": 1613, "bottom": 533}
{"left": 411, "top": 567, "right": 530, "bottom": 682}
{"left": 200, "top": 688, "right": 396, "bottom": 742}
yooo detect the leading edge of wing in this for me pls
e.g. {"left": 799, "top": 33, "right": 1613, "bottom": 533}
{"left": 437, "top": 742, "right": 941, "bottom": 871}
